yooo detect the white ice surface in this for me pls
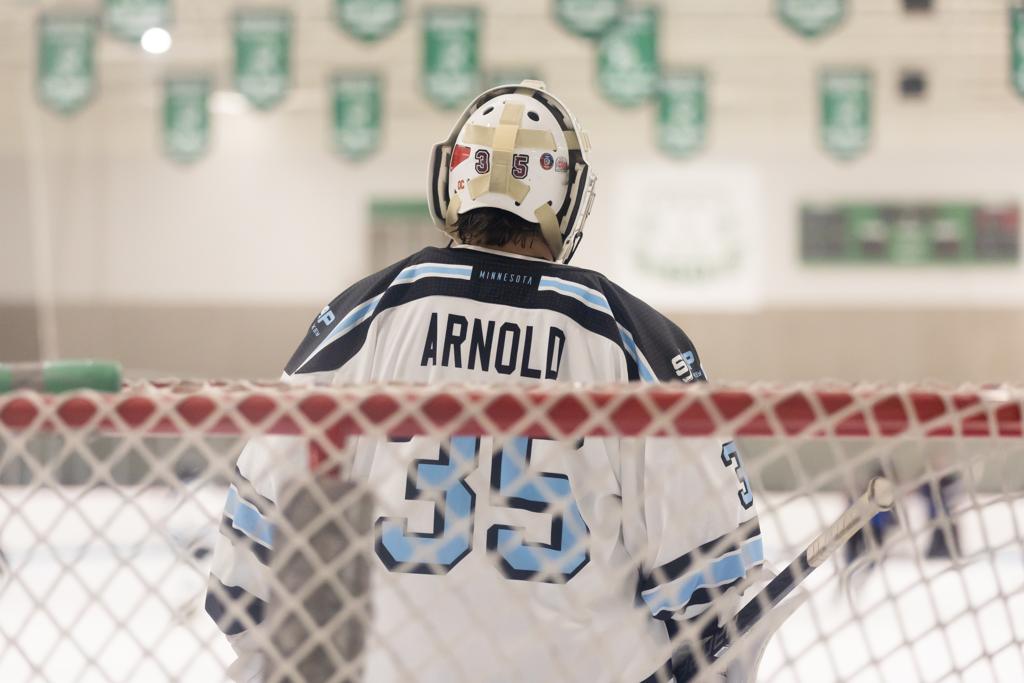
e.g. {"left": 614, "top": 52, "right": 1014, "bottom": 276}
{"left": 1, "top": 487, "right": 1022, "bottom": 682}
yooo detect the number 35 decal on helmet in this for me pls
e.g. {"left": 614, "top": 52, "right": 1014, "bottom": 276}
{"left": 428, "top": 80, "right": 598, "bottom": 264}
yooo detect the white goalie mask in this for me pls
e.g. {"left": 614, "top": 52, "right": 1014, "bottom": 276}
{"left": 428, "top": 80, "right": 597, "bottom": 264}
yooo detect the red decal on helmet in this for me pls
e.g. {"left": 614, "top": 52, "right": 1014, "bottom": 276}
{"left": 450, "top": 144, "right": 471, "bottom": 170}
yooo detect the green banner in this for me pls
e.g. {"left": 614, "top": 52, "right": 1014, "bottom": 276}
{"left": 657, "top": 70, "right": 706, "bottom": 158}
{"left": 331, "top": 74, "right": 382, "bottom": 161}
{"left": 104, "top": 0, "right": 171, "bottom": 42}
{"left": 233, "top": 9, "right": 291, "bottom": 110}
{"left": 555, "top": 0, "right": 623, "bottom": 38}
{"left": 820, "top": 69, "right": 871, "bottom": 160}
{"left": 801, "top": 202, "right": 1020, "bottom": 265}
{"left": 486, "top": 67, "right": 541, "bottom": 89}
{"left": 334, "top": 0, "right": 402, "bottom": 42}
{"left": 38, "top": 14, "right": 97, "bottom": 115}
{"left": 423, "top": 7, "right": 479, "bottom": 109}
{"left": 778, "top": 0, "right": 844, "bottom": 38}
{"left": 598, "top": 7, "right": 658, "bottom": 108}
{"left": 1013, "top": 9, "right": 1024, "bottom": 99}
{"left": 164, "top": 77, "right": 210, "bottom": 163}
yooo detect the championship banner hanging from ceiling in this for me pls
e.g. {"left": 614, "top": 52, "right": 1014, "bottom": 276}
{"left": 820, "top": 68, "right": 871, "bottom": 160}
{"left": 423, "top": 7, "right": 479, "bottom": 109}
{"left": 1012, "top": 8, "right": 1024, "bottom": 99}
{"left": 597, "top": 6, "right": 659, "bottom": 107}
{"left": 334, "top": 0, "right": 402, "bottom": 42}
{"left": 777, "top": 0, "right": 845, "bottom": 39}
{"left": 554, "top": 0, "right": 623, "bottom": 39}
{"left": 37, "top": 13, "right": 97, "bottom": 115}
{"left": 104, "top": 0, "right": 171, "bottom": 43}
{"left": 233, "top": 9, "right": 292, "bottom": 110}
{"left": 657, "top": 69, "right": 707, "bottom": 158}
{"left": 163, "top": 77, "right": 210, "bottom": 163}
{"left": 331, "top": 73, "right": 382, "bottom": 161}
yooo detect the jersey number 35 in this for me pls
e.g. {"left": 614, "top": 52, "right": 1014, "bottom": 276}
{"left": 375, "top": 436, "right": 591, "bottom": 583}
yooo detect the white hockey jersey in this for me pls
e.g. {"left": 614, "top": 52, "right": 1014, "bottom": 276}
{"left": 206, "top": 244, "right": 764, "bottom": 683}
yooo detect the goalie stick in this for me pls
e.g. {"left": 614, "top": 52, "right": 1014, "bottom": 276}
{"left": 674, "top": 476, "right": 896, "bottom": 682}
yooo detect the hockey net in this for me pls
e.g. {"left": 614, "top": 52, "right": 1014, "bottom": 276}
{"left": 1, "top": 381, "right": 1022, "bottom": 683}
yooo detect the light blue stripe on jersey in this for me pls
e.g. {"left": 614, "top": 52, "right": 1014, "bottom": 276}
{"left": 392, "top": 263, "right": 473, "bottom": 285}
{"left": 616, "top": 324, "right": 656, "bottom": 383}
{"left": 295, "top": 263, "right": 473, "bottom": 372}
{"left": 539, "top": 276, "right": 657, "bottom": 382}
{"left": 224, "top": 484, "right": 275, "bottom": 549}
{"left": 641, "top": 535, "right": 764, "bottom": 616}
{"left": 538, "top": 276, "right": 613, "bottom": 315}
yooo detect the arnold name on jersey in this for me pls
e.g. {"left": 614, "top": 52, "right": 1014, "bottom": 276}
{"left": 420, "top": 311, "right": 566, "bottom": 379}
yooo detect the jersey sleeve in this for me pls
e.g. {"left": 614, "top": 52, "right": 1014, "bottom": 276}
{"left": 205, "top": 256, "right": 417, "bottom": 679}
{"left": 632, "top": 437, "right": 763, "bottom": 622}
{"left": 205, "top": 275, "right": 385, "bottom": 674}
{"left": 204, "top": 421, "right": 311, "bottom": 681}
{"left": 283, "top": 255, "right": 417, "bottom": 379}
{"left": 602, "top": 282, "right": 706, "bottom": 384}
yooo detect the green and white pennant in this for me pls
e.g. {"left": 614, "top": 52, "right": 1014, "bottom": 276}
{"left": 597, "top": 6, "right": 659, "bottom": 108}
{"left": 422, "top": 7, "right": 480, "bottom": 110}
{"left": 334, "top": 0, "right": 402, "bottom": 42}
{"left": 820, "top": 68, "right": 872, "bottom": 160}
{"left": 164, "top": 77, "right": 210, "bottom": 163}
{"left": 657, "top": 70, "right": 707, "bottom": 158}
{"left": 1012, "top": 8, "right": 1024, "bottom": 99}
{"left": 104, "top": 0, "right": 171, "bottom": 43}
{"left": 777, "top": 0, "right": 845, "bottom": 39}
{"left": 233, "top": 9, "right": 292, "bottom": 111}
{"left": 554, "top": 0, "right": 623, "bottom": 39}
{"left": 37, "top": 13, "right": 97, "bottom": 116}
{"left": 331, "top": 73, "right": 382, "bottom": 161}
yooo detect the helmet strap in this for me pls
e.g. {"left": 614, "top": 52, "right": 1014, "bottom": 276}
{"left": 534, "top": 203, "right": 563, "bottom": 261}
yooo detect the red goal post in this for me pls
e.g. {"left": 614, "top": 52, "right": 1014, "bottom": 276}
{"left": 2, "top": 381, "right": 1021, "bottom": 440}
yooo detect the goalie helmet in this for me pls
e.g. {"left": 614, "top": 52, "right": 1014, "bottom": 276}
{"left": 428, "top": 80, "right": 597, "bottom": 264}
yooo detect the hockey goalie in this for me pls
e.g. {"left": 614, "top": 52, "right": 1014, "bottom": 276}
{"left": 205, "top": 80, "right": 768, "bottom": 683}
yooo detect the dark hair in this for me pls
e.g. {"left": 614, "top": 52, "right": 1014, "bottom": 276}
{"left": 455, "top": 208, "right": 541, "bottom": 248}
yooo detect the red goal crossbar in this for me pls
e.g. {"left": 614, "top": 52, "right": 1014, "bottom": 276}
{"left": 0, "top": 383, "right": 1020, "bottom": 439}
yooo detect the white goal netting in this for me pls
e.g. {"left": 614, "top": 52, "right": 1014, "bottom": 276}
{"left": 1, "top": 381, "right": 1022, "bottom": 683}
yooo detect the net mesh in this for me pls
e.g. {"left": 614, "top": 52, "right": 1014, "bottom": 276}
{"left": 1, "top": 381, "right": 1022, "bottom": 683}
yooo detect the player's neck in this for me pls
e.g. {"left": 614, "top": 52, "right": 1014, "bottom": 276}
{"left": 472, "top": 238, "right": 554, "bottom": 261}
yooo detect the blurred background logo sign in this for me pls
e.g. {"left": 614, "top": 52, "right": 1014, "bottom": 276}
{"left": 657, "top": 70, "right": 706, "bottom": 158}
{"left": 777, "top": 0, "right": 845, "bottom": 38}
{"left": 1013, "top": 8, "right": 1024, "bottom": 99}
{"left": 331, "top": 74, "right": 381, "bottom": 161}
{"left": 820, "top": 69, "right": 871, "bottom": 160}
{"left": 554, "top": 0, "right": 623, "bottom": 39}
{"left": 597, "top": 7, "right": 659, "bottom": 107}
{"left": 612, "top": 165, "right": 763, "bottom": 310}
{"left": 423, "top": 7, "right": 480, "bottom": 109}
{"left": 334, "top": 0, "right": 402, "bottom": 42}
{"left": 163, "top": 78, "right": 210, "bottom": 164}
{"left": 233, "top": 10, "right": 291, "bottom": 110}
{"left": 37, "top": 14, "right": 96, "bottom": 115}
{"left": 104, "top": 0, "right": 171, "bottom": 43}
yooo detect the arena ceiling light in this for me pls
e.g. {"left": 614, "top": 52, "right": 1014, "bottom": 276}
{"left": 140, "top": 27, "right": 172, "bottom": 55}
